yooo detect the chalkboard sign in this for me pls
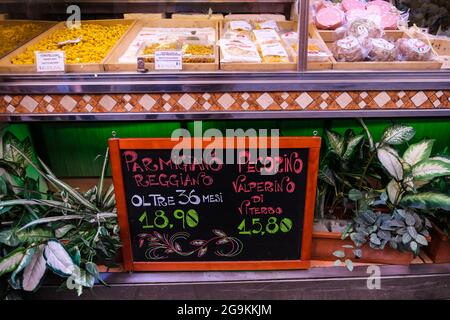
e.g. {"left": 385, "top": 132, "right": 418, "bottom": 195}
{"left": 109, "top": 137, "right": 321, "bottom": 271}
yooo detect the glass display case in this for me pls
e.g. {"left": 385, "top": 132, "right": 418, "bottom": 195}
{"left": 0, "top": 0, "right": 448, "bottom": 112}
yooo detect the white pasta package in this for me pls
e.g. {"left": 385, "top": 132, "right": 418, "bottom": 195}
{"left": 252, "top": 29, "right": 281, "bottom": 44}
{"left": 218, "top": 38, "right": 261, "bottom": 63}
{"left": 259, "top": 41, "right": 289, "bottom": 63}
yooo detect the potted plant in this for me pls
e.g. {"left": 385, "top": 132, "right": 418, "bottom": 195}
{"left": 0, "top": 131, "right": 120, "bottom": 298}
{"left": 423, "top": 156, "right": 450, "bottom": 263}
{"left": 313, "top": 120, "right": 450, "bottom": 266}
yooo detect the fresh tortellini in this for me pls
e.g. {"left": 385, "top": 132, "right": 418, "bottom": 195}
{"left": 11, "top": 23, "right": 128, "bottom": 64}
{"left": 0, "top": 23, "right": 46, "bottom": 57}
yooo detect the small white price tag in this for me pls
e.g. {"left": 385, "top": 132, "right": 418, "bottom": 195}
{"left": 155, "top": 51, "right": 182, "bottom": 70}
{"left": 35, "top": 51, "right": 65, "bottom": 72}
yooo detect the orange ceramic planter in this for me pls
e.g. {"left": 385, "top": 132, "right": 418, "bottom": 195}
{"left": 426, "top": 223, "right": 450, "bottom": 264}
{"left": 312, "top": 231, "right": 414, "bottom": 265}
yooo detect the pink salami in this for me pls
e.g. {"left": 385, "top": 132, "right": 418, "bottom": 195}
{"left": 367, "top": 1, "right": 393, "bottom": 14}
{"left": 342, "top": 0, "right": 366, "bottom": 12}
{"left": 346, "top": 8, "right": 367, "bottom": 21}
{"left": 315, "top": 6, "right": 345, "bottom": 30}
{"left": 381, "top": 13, "right": 398, "bottom": 30}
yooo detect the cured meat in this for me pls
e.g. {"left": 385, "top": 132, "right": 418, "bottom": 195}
{"left": 347, "top": 18, "right": 383, "bottom": 39}
{"left": 342, "top": 0, "right": 366, "bottom": 12}
{"left": 346, "top": 9, "right": 367, "bottom": 22}
{"left": 367, "top": 1, "right": 393, "bottom": 15}
{"left": 396, "top": 38, "right": 433, "bottom": 61}
{"left": 315, "top": 6, "right": 345, "bottom": 30}
{"left": 381, "top": 13, "right": 399, "bottom": 30}
{"left": 332, "top": 36, "right": 365, "bottom": 61}
{"left": 367, "top": 38, "right": 396, "bottom": 61}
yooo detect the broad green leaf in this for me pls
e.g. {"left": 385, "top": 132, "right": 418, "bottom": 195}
{"left": 43, "top": 240, "right": 75, "bottom": 277}
{"left": 55, "top": 225, "right": 76, "bottom": 238}
{"left": 403, "top": 140, "right": 435, "bottom": 166}
{"left": 16, "top": 228, "right": 54, "bottom": 244}
{"left": 381, "top": 125, "right": 415, "bottom": 145}
{"left": 22, "top": 245, "right": 46, "bottom": 292}
{"left": 348, "top": 189, "right": 363, "bottom": 201}
{"left": 412, "top": 160, "right": 450, "bottom": 180}
{"left": 326, "top": 130, "right": 345, "bottom": 157}
{"left": 387, "top": 179, "right": 402, "bottom": 204}
{"left": 0, "top": 229, "right": 20, "bottom": 247}
{"left": 342, "top": 135, "right": 364, "bottom": 160}
{"left": 377, "top": 147, "right": 403, "bottom": 180}
{"left": 344, "top": 259, "right": 354, "bottom": 272}
{"left": 10, "top": 247, "right": 36, "bottom": 289}
{"left": 70, "top": 246, "right": 81, "bottom": 266}
{"left": 400, "top": 193, "right": 450, "bottom": 211}
{"left": 334, "top": 260, "right": 341, "bottom": 267}
{"left": 332, "top": 250, "right": 345, "bottom": 258}
{"left": 0, "top": 247, "right": 25, "bottom": 276}
{"left": 71, "top": 268, "right": 95, "bottom": 289}
{"left": 430, "top": 156, "right": 450, "bottom": 164}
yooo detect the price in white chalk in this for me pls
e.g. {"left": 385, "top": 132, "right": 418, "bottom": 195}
{"left": 35, "top": 51, "right": 65, "bottom": 72}
{"left": 155, "top": 51, "right": 182, "bottom": 70}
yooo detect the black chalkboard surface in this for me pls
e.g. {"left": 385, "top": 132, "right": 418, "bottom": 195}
{"left": 109, "top": 138, "right": 321, "bottom": 271}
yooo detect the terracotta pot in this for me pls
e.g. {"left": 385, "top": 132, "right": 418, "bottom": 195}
{"left": 312, "top": 231, "right": 414, "bottom": 265}
{"left": 426, "top": 223, "right": 450, "bottom": 264}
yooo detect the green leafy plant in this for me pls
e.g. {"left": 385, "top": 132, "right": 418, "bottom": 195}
{"left": 344, "top": 124, "right": 450, "bottom": 257}
{"left": 316, "top": 119, "right": 387, "bottom": 222}
{"left": 0, "top": 132, "right": 119, "bottom": 298}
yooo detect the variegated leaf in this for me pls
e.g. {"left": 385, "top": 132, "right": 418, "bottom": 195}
{"left": 0, "top": 247, "right": 24, "bottom": 276}
{"left": 377, "top": 147, "right": 403, "bottom": 180}
{"left": 430, "top": 156, "right": 450, "bottom": 164}
{"left": 387, "top": 179, "right": 402, "bottom": 204}
{"left": 342, "top": 135, "right": 364, "bottom": 160}
{"left": 381, "top": 125, "right": 415, "bottom": 145}
{"left": 326, "top": 130, "right": 345, "bottom": 157}
{"left": 403, "top": 139, "right": 435, "bottom": 166}
{"left": 10, "top": 247, "right": 36, "bottom": 289}
{"left": 22, "top": 245, "right": 46, "bottom": 292}
{"left": 400, "top": 193, "right": 450, "bottom": 211}
{"left": 43, "top": 240, "right": 75, "bottom": 276}
{"left": 412, "top": 160, "right": 450, "bottom": 180}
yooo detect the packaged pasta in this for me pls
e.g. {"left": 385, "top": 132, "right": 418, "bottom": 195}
{"left": 181, "top": 34, "right": 215, "bottom": 63}
{"left": 227, "top": 20, "right": 252, "bottom": 32}
{"left": 252, "top": 29, "right": 281, "bottom": 44}
{"left": 259, "top": 41, "right": 289, "bottom": 63}
{"left": 253, "top": 20, "right": 279, "bottom": 31}
{"left": 218, "top": 38, "right": 261, "bottom": 63}
{"left": 138, "top": 38, "right": 182, "bottom": 63}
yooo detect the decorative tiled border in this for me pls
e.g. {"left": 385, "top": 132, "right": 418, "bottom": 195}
{"left": 1, "top": 91, "right": 449, "bottom": 113}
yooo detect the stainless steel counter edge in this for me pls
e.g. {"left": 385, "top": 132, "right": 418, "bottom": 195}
{"left": 3, "top": 109, "right": 450, "bottom": 121}
{"left": 1, "top": 71, "right": 450, "bottom": 93}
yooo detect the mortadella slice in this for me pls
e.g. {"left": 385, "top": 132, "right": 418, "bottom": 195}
{"left": 315, "top": 6, "right": 345, "bottom": 30}
{"left": 367, "top": 0, "right": 393, "bottom": 15}
{"left": 381, "top": 13, "right": 399, "bottom": 30}
{"left": 342, "top": 0, "right": 366, "bottom": 12}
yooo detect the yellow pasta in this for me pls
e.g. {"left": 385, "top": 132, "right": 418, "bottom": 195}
{"left": 0, "top": 23, "right": 46, "bottom": 57}
{"left": 11, "top": 23, "right": 128, "bottom": 64}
